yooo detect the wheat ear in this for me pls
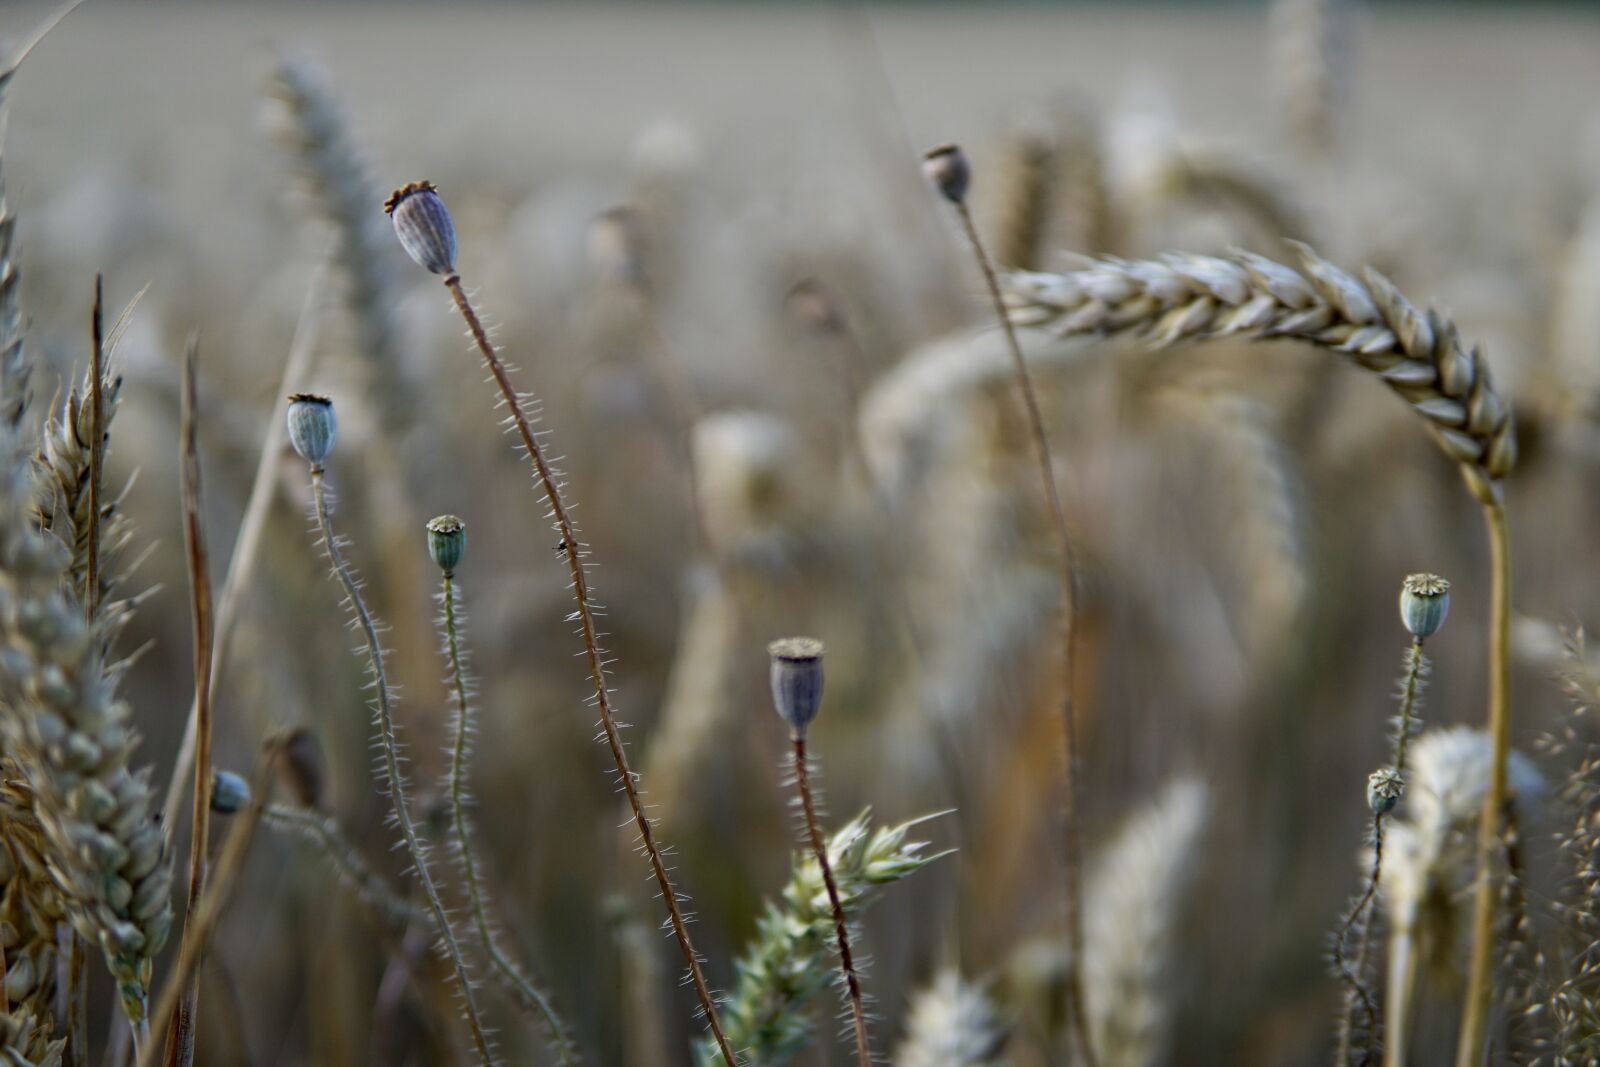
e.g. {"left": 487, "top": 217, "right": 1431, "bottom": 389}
{"left": 894, "top": 971, "right": 1011, "bottom": 1067}
{"left": 698, "top": 813, "right": 948, "bottom": 1066}
{"left": 428, "top": 522, "right": 582, "bottom": 1065}
{"left": 924, "top": 144, "right": 1096, "bottom": 1067}
{"left": 285, "top": 396, "right": 493, "bottom": 1066}
{"left": 385, "top": 181, "right": 738, "bottom": 1065}
{"left": 1007, "top": 245, "right": 1518, "bottom": 1059}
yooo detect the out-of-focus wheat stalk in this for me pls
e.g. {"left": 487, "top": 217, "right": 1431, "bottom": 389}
{"left": 1271, "top": 0, "right": 1354, "bottom": 157}
{"left": 696, "top": 812, "right": 946, "bottom": 1066}
{"left": 1009, "top": 245, "right": 1518, "bottom": 1058}
{"left": 986, "top": 122, "right": 1056, "bottom": 272}
{"left": 1152, "top": 387, "right": 1310, "bottom": 669}
{"left": 894, "top": 971, "right": 1011, "bottom": 1067}
{"left": 1082, "top": 776, "right": 1210, "bottom": 1067}
{"left": 262, "top": 55, "right": 411, "bottom": 431}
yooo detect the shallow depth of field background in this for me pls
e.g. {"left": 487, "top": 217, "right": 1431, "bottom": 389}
{"left": 5, "top": 2, "right": 1600, "bottom": 1065}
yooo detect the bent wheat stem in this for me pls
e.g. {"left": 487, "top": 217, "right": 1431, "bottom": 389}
{"left": 439, "top": 270, "right": 737, "bottom": 1065}
{"left": 791, "top": 736, "right": 871, "bottom": 1067}
{"left": 306, "top": 467, "right": 493, "bottom": 1066}
{"left": 1007, "top": 247, "right": 1518, "bottom": 1060}
{"left": 438, "top": 569, "right": 582, "bottom": 1064}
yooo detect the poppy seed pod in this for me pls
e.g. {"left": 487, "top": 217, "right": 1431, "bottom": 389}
{"left": 1367, "top": 767, "right": 1404, "bottom": 815}
{"left": 922, "top": 144, "right": 971, "bottom": 204}
{"left": 286, "top": 394, "right": 337, "bottom": 467}
{"left": 210, "top": 769, "right": 252, "bottom": 815}
{"left": 768, "top": 637, "right": 825, "bottom": 736}
{"left": 384, "top": 180, "right": 458, "bottom": 275}
{"left": 1399, "top": 573, "right": 1450, "bottom": 639}
{"left": 426, "top": 515, "right": 467, "bottom": 575}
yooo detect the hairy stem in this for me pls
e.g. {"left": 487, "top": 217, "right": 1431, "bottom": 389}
{"left": 953, "top": 200, "right": 1095, "bottom": 1067}
{"left": 309, "top": 468, "right": 493, "bottom": 1066}
{"left": 1394, "top": 639, "right": 1424, "bottom": 778}
{"left": 442, "top": 272, "right": 736, "bottom": 1065}
{"left": 1334, "top": 814, "right": 1384, "bottom": 1066}
{"left": 439, "top": 572, "right": 582, "bottom": 1065}
{"left": 1456, "top": 500, "right": 1512, "bottom": 1067}
{"left": 791, "top": 736, "right": 871, "bottom": 1067}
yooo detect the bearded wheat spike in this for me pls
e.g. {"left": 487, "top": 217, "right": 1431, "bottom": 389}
{"left": 695, "top": 813, "right": 949, "bottom": 1067}
{"left": 894, "top": 971, "right": 1011, "bottom": 1067}
{"left": 2, "top": 770, "right": 67, "bottom": 1063}
{"left": 1008, "top": 245, "right": 1516, "bottom": 499}
{"left": 263, "top": 55, "right": 412, "bottom": 432}
{"left": 0, "top": 425, "right": 173, "bottom": 1037}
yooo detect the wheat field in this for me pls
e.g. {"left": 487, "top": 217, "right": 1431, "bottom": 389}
{"left": 4, "top": 2, "right": 1600, "bottom": 1065}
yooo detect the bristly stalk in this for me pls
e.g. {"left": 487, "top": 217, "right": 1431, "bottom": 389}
{"left": 434, "top": 549, "right": 582, "bottom": 1064}
{"left": 282, "top": 394, "right": 493, "bottom": 1066}
{"left": 260, "top": 803, "right": 425, "bottom": 929}
{"left": 923, "top": 144, "right": 1096, "bottom": 1067}
{"left": 304, "top": 467, "right": 493, "bottom": 1065}
{"left": 385, "top": 181, "right": 737, "bottom": 1065}
{"left": 1335, "top": 577, "right": 1442, "bottom": 1065}
{"left": 791, "top": 736, "right": 872, "bottom": 1067}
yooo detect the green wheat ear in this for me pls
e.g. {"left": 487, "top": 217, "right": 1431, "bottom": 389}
{"left": 698, "top": 811, "right": 950, "bottom": 1066}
